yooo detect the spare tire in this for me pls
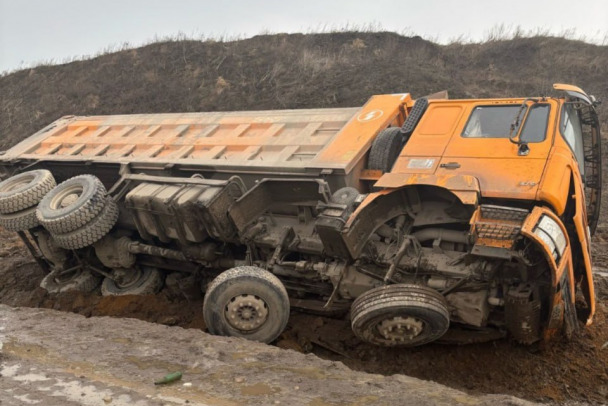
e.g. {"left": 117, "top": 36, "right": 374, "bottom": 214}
{"left": 37, "top": 175, "right": 107, "bottom": 234}
{"left": 368, "top": 127, "right": 402, "bottom": 173}
{"left": 0, "top": 170, "right": 56, "bottom": 214}
{"left": 0, "top": 206, "right": 39, "bottom": 231}
{"left": 400, "top": 97, "right": 428, "bottom": 138}
{"left": 51, "top": 197, "right": 119, "bottom": 250}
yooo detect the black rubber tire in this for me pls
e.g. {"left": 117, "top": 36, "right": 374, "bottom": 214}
{"left": 351, "top": 284, "right": 450, "bottom": 347}
{"left": 37, "top": 175, "right": 107, "bottom": 234}
{"left": 51, "top": 197, "right": 119, "bottom": 250}
{"left": 40, "top": 268, "right": 102, "bottom": 294}
{"left": 101, "top": 266, "right": 164, "bottom": 296}
{"left": 0, "top": 170, "right": 56, "bottom": 214}
{"left": 203, "top": 266, "right": 290, "bottom": 343}
{"left": 368, "top": 127, "right": 403, "bottom": 172}
{"left": 330, "top": 187, "right": 360, "bottom": 206}
{"left": 400, "top": 97, "right": 429, "bottom": 138}
{"left": 0, "top": 206, "right": 39, "bottom": 231}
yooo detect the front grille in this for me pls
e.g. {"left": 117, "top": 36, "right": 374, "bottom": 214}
{"left": 475, "top": 222, "right": 521, "bottom": 240}
{"left": 480, "top": 205, "right": 529, "bottom": 222}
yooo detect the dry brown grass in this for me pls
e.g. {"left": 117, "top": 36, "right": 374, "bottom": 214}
{"left": 0, "top": 31, "right": 606, "bottom": 150}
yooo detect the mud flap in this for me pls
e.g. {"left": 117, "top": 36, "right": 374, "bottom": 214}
{"left": 562, "top": 274, "right": 580, "bottom": 339}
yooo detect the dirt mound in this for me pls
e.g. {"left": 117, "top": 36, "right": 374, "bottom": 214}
{"left": 1, "top": 304, "right": 539, "bottom": 406}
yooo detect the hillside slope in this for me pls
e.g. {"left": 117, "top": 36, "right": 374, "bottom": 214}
{"left": 1, "top": 32, "right": 607, "bottom": 149}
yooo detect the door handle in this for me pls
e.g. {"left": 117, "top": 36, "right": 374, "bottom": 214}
{"left": 440, "top": 162, "right": 461, "bottom": 169}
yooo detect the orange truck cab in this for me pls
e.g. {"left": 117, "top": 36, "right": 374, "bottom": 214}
{"left": 0, "top": 83, "right": 601, "bottom": 347}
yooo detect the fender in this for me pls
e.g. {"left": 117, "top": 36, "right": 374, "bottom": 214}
{"left": 374, "top": 173, "right": 480, "bottom": 206}
{"left": 520, "top": 207, "right": 575, "bottom": 338}
{"left": 342, "top": 180, "right": 478, "bottom": 258}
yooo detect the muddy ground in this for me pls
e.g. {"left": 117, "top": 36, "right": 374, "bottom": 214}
{"left": 1, "top": 227, "right": 607, "bottom": 405}
{"left": 0, "top": 304, "right": 542, "bottom": 406}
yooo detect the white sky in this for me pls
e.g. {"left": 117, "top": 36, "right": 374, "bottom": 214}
{"left": 1, "top": 0, "right": 607, "bottom": 73}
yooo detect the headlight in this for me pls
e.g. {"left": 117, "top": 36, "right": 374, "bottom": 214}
{"left": 533, "top": 215, "right": 567, "bottom": 261}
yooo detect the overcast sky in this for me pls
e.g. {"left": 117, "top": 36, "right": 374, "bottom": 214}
{"left": 1, "top": 0, "right": 607, "bottom": 73}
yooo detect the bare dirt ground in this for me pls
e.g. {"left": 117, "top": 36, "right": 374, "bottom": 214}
{"left": 0, "top": 304, "right": 542, "bottom": 406}
{"left": 1, "top": 226, "right": 607, "bottom": 405}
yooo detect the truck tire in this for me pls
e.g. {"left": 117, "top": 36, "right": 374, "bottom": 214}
{"left": 101, "top": 266, "right": 164, "bottom": 296}
{"left": 37, "top": 175, "right": 107, "bottom": 234}
{"left": 368, "top": 127, "right": 402, "bottom": 172}
{"left": 0, "top": 170, "right": 56, "bottom": 214}
{"left": 51, "top": 197, "right": 119, "bottom": 250}
{"left": 203, "top": 266, "right": 290, "bottom": 344}
{"left": 0, "top": 206, "right": 39, "bottom": 231}
{"left": 400, "top": 97, "right": 428, "bottom": 138}
{"left": 351, "top": 284, "right": 449, "bottom": 347}
{"left": 40, "top": 268, "right": 102, "bottom": 294}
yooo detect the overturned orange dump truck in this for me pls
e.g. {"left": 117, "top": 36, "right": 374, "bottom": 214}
{"left": 0, "top": 84, "right": 601, "bottom": 346}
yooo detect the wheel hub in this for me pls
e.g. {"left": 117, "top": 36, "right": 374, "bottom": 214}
{"left": 60, "top": 193, "right": 79, "bottom": 207}
{"left": 112, "top": 267, "right": 143, "bottom": 289}
{"left": 51, "top": 185, "right": 83, "bottom": 210}
{"left": 225, "top": 294, "right": 268, "bottom": 332}
{"left": 378, "top": 316, "right": 424, "bottom": 342}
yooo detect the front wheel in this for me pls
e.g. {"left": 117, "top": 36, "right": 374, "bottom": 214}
{"left": 351, "top": 284, "right": 450, "bottom": 347}
{"left": 203, "top": 266, "right": 290, "bottom": 343}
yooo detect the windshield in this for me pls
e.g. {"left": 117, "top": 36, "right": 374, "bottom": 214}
{"left": 462, "top": 104, "right": 550, "bottom": 142}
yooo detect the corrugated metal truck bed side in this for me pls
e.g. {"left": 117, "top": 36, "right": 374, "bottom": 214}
{"left": 0, "top": 94, "right": 409, "bottom": 184}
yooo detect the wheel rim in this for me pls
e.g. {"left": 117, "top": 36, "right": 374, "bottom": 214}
{"left": 1, "top": 174, "right": 34, "bottom": 192}
{"left": 113, "top": 267, "right": 145, "bottom": 290}
{"left": 378, "top": 316, "right": 424, "bottom": 342}
{"left": 50, "top": 184, "right": 84, "bottom": 210}
{"left": 224, "top": 294, "right": 269, "bottom": 332}
{"left": 351, "top": 284, "right": 450, "bottom": 347}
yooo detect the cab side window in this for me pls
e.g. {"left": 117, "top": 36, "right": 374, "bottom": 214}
{"left": 560, "top": 104, "right": 585, "bottom": 175}
{"left": 520, "top": 104, "right": 550, "bottom": 143}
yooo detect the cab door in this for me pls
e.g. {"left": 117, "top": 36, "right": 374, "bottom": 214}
{"left": 439, "top": 99, "right": 558, "bottom": 200}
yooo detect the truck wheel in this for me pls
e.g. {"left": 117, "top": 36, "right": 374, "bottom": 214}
{"left": 203, "top": 266, "right": 290, "bottom": 343}
{"left": 368, "top": 127, "right": 402, "bottom": 172}
{"left": 37, "top": 175, "right": 107, "bottom": 234}
{"left": 0, "top": 206, "right": 39, "bottom": 231}
{"left": 51, "top": 198, "right": 119, "bottom": 250}
{"left": 0, "top": 170, "right": 55, "bottom": 214}
{"left": 351, "top": 284, "right": 450, "bottom": 347}
{"left": 40, "top": 268, "right": 102, "bottom": 294}
{"left": 101, "top": 266, "right": 164, "bottom": 296}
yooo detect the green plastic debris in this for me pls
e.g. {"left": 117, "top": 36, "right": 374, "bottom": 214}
{"left": 154, "top": 371, "right": 183, "bottom": 385}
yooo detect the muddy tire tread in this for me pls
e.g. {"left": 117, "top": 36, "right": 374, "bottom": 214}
{"left": 101, "top": 267, "right": 164, "bottom": 296}
{"left": 351, "top": 284, "right": 450, "bottom": 347}
{"left": 0, "top": 206, "right": 39, "bottom": 231}
{"left": 0, "top": 170, "right": 56, "bottom": 214}
{"left": 203, "top": 266, "right": 289, "bottom": 343}
{"left": 40, "top": 269, "right": 102, "bottom": 294}
{"left": 368, "top": 127, "right": 403, "bottom": 172}
{"left": 37, "top": 175, "right": 107, "bottom": 234}
{"left": 51, "top": 198, "right": 119, "bottom": 250}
